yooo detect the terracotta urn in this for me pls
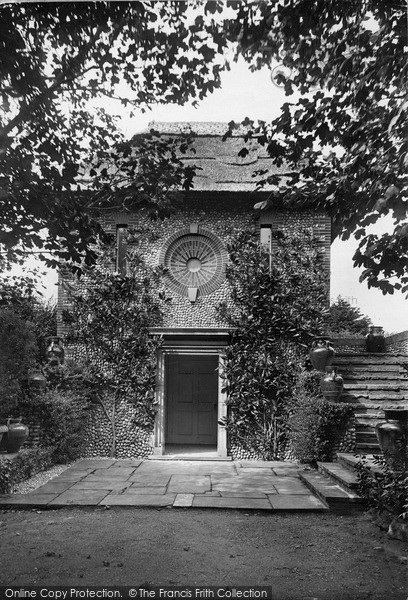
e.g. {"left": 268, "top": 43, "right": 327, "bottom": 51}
{"left": 366, "top": 326, "right": 386, "bottom": 353}
{"left": 4, "top": 417, "right": 29, "bottom": 453}
{"left": 375, "top": 419, "right": 405, "bottom": 459}
{"left": 0, "top": 424, "right": 8, "bottom": 450}
{"left": 320, "top": 366, "right": 344, "bottom": 401}
{"left": 28, "top": 370, "right": 47, "bottom": 391}
{"left": 309, "top": 339, "right": 335, "bottom": 373}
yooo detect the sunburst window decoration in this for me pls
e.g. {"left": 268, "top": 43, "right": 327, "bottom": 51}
{"left": 159, "top": 224, "right": 228, "bottom": 302}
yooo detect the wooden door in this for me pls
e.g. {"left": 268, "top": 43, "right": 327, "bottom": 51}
{"left": 166, "top": 355, "right": 218, "bottom": 445}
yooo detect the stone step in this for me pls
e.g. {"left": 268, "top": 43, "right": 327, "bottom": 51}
{"left": 342, "top": 383, "right": 408, "bottom": 391}
{"left": 355, "top": 410, "right": 384, "bottom": 419}
{"left": 356, "top": 431, "right": 378, "bottom": 443}
{"left": 355, "top": 442, "right": 381, "bottom": 452}
{"left": 334, "top": 355, "right": 405, "bottom": 365}
{"left": 336, "top": 361, "right": 403, "bottom": 368}
{"left": 317, "top": 462, "right": 359, "bottom": 492}
{"left": 341, "top": 373, "right": 405, "bottom": 380}
{"left": 337, "top": 453, "right": 360, "bottom": 470}
{"left": 298, "top": 471, "right": 363, "bottom": 514}
{"left": 353, "top": 401, "right": 408, "bottom": 411}
{"left": 341, "top": 391, "right": 406, "bottom": 401}
{"left": 355, "top": 417, "right": 380, "bottom": 426}
{"left": 337, "top": 453, "right": 384, "bottom": 475}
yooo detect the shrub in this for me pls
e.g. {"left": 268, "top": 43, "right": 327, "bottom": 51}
{"left": 288, "top": 370, "right": 354, "bottom": 463}
{"left": 324, "top": 296, "right": 372, "bottom": 338}
{"left": 20, "top": 388, "right": 90, "bottom": 463}
{"left": 0, "top": 447, "right": 53, "bottom": 493}
{"left": 356, "top": 455, "right": 408, "bottom": 517}
{"left": 0, "top": 275, "right": 57, "bottom": 363}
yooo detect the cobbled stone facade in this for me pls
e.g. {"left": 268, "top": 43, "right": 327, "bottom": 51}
{"left": 58, "top": 123, "right": 332, "bottom": 459}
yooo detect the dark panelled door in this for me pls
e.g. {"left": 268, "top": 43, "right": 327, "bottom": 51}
{"left": 166, "top": 355, "right": 218, "bottom": 445}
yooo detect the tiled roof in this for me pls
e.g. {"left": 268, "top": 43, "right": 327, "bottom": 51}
{"left": 148, "top": 121, "right": 293, "bottom": 193}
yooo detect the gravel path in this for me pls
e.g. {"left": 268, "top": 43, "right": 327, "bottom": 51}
{"left": 11, "top": 463, "right": 73, "bottom": 494}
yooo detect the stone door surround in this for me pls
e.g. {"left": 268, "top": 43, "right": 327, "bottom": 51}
{"left": 149, "top": 328, "right": 230, "bottom": 458}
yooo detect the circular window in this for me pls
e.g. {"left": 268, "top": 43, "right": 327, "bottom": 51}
{"left": 160, "top": 227, "right": 227, "bottom": 298}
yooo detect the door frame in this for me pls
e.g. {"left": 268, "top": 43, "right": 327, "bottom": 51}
{"left": 149, "top": 328, "right": 230, "bottom": 457}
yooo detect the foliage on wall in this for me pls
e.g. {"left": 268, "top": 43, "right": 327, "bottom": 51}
{"left": 218, "top": 229, "right": 329, "bottom": 459}
{"left": 62, "top": 244, "right": 168, "bottom": 457}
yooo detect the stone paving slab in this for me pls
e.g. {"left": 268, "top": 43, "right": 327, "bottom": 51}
{"left": 100, "top": 494, "right": 175, "bottom": 507}
{"left": 192, "top": 496, "right": 272, "bottom": 510}
{"left": 48, "top": 489, "right": 109, "bottom": 506}
{"left": 30, "top": 482, "right": 75, "bottom": 494}
{"left": 236, "top": 467, "right": 274, "bottom": 475}
{"left": 173, "top": 493, "right": 194, "bottom": 507}
{"left": 70, "top": 481, "right": 132, "bottom": 491}
{"left": 0, "top": 493, "right": 57, "bottom": 505}
{"left": 167, "top": 483, "right": 211, "bottom": 494}
{"left": 124, "top": 486, "right": 168, "bottom": 495}
{"left": 272, "top": 468, "right": 302, "bottom": 476}
{"left": 129, "top": 476, "right": 172, "bottom": 486}
{"left": 70, "top": 459, "right": 116, "bottom": 470}
{"left": 0, "top": 458, "right": 331, "bottom": 511}
{"left": 218, "top": 491, "right": 268, "bottom": 498}
{"left": 52, "top": 473, "right": 92, "bottom": 482}
{"left": 268, "top": 494, "right": 328, "bottom": 511}
{"left": 85, "top": 471, "right": 134, "bottom": 480}
{"left": 92, "top": 467, "right": 137, "bottom": 477}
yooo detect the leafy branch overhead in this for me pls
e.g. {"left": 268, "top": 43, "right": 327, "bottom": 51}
{"left": 1, "top": 1, "right": 406, "bottom": 292}
{"left": 222, "top": 0, "right": 407, "bottom": 294}
{"left": 0, "top": 1, "right": 225, "bottom": 270}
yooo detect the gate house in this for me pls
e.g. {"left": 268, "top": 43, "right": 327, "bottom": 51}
{"left": 58, "top": 122, "right": 331, "bottom": 458}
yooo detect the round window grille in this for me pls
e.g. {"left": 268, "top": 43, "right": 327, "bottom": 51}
{"left": 160, "top": 227, "right": 227, "bottom": 298}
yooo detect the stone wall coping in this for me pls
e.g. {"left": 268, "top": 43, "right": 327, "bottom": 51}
{"left": 385, "top": 330, "right": 408, "bottom": 344}
{"left": 148, "top": 327, "right": 232, "bottom": 338}
{"left": 331, "top": 331, "right": 408, "bottom": 346}
{"left": 148, "top": 121, "right": 251, "bottom": 136}
{"left": 331, "top": 337, "right": 366, "bottom": 347}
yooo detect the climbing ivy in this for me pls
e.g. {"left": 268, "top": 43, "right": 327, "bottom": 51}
{"left": 62, "top": 242, "right": 169, "bottom": 457}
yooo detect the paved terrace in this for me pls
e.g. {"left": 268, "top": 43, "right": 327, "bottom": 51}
{"left": 0, "top": 458, "right": 328, "bottom": 511}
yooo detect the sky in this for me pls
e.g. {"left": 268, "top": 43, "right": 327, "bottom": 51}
{"left": 11, "top": 58, "right": 408, "bottom": 334}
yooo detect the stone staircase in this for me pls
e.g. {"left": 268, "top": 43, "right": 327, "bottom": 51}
{"left": 298, "top": 453, "right": 373, "bottom": 513}
{"left": 332, "top": 353, "right": 408, "bottom": 453}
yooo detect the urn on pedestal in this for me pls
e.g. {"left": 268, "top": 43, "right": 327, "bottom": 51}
{"left": 320, "top": 366, "right": 344, "bottom": 401}
{"left": 309, "top": 339, "right": 335, "bottom": 373}
{"left": 366, "top": 326, "right": 386, "bottom": 353}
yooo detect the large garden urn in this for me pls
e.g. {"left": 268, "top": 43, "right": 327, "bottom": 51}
{"left": 4, "top": 417, "right": 29, "bottom": 453}
{"left": 365, "top": 326, "right": 386, "bottom": 353}
{"left": 309, "top": 339, "right": 335, "bottom": 373}
{"left": 0, "top": 424, "right": 8, "bottom": 449}
{"left": 376, "top": 409, "right": 407, "bottom": 463}
{"left": 320, "top": 366, "right": 344, "bottom": 401}
{"left": 375, "top": 419, "right": 405, "bottom": 460}
{"left": 28, "top": 370, "right": 47, "bottom": 391}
